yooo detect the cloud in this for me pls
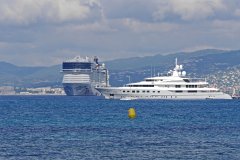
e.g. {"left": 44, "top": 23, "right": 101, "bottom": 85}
{"left": 235, "top": 9, "right": 240, "bottom": 17}
{"left": 211, "top": 20, "right": 240, "bottom": 37}
{"left": 0, "top": 0, "right": 240, "bottom": 66}
{"left": 56, "top": 22, "right": 115, "bottom": 33}
{"left": 100, "top": 0, "right": 155, "bottom": 22}
{"left": 119, "top": 18, "right": 179, "bottom": 33}
{"left": 153, "top": 0, "right": 226, "bottom": 21}
{"left": 0, "top": 0, "right": 102, "bottom": 25}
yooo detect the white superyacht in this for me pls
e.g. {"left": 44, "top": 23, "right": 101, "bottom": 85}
{"left": 96, "top": 59, "right": 232, "bottom": 100}
{"left": 62, "top": 56, "right": 109, "bottom": 96}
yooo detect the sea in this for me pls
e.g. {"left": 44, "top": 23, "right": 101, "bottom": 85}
{"left": 0, "top": 96, "right": 240, "bottom": 160}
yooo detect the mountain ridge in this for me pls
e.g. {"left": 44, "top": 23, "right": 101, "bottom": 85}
{"left": 104, "top": 49, "right": 228, "bottom": 70}
{"left": 0, "top": 49, "right": 239, "bottom": 87}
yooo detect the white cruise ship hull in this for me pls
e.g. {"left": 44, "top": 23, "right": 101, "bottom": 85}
{"left": 63, "top": 83, "right": 101, "bottom": 96}
{"left": 97, "top": 87, "right": 232, "bottom": 100}
{"left": 61, "top": 56, "right": 109, "bottom": 96}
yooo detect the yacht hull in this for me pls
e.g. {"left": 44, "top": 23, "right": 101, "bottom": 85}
{"left": 97, "top": 87, "right": 232, "bottom": 100}
{"left": 96, "top": 58, "right": 232, "bottom": 100}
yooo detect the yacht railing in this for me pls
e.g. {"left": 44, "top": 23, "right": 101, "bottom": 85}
{"left": 185, "top": 78, "right": 206, "bottom": 83}
{"left": 61, "top": 69, "right": 92, "bottom": 73}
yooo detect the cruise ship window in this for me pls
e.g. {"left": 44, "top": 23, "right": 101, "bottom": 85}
{"left": 137, "top": 91, "right": 139, "bottom": 93}
{"left": 132, "top": 90, "right": 135, "bottom": 93}
{"left": 127, "top": 91, "right": 130, "bottom": 92}
{"left": 142, "top": 90, "right": 145, "bottom": 93}
{"left": 153, "top": 91, "right": 155, "bottom": 93}
{"left": 147, "top": 91, "right": 149, "bottom": 93}
{"left": 123, "top": 90, "right": 125, "bottom": 92}
{"left": 158, "top": 91, "right": 160, "bottom": 93}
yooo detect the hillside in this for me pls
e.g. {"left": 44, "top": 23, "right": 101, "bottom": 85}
{"left": 105, "top": 49, "right": 226, "bottom": 71}
{"left": 0, "top": 62, "right": 62, "bottom": 87}
{"left": 206, "top": 65, "right": 240, "bottom": 92}
{"left": 108, "top": 50, "right": 240, "bottom": 86}
{"left": 0, "top": 49, "right": 239, "bottom": 87}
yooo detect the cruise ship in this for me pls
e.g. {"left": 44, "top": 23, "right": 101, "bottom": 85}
{"left": 96, "top": 59, "right": 232, "bottom": 100}
{"left": 62, "top": 56, "right": 109, "bottom": 96}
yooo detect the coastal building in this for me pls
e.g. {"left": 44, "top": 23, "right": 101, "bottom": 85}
{"left": 0, "top": 86, "right": 16, "bottom": 95}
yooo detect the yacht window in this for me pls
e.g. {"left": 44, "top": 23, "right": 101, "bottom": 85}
{"left": 128, "top": 85, "right": 154, "bottom": 87}
{"left": 175, "top": 90, "right": 183, "bottom": 93}
{"left": 123, "top": 90, "right": 125, "bottom": 92}
{"left": 187, "top": 85, "right": 195, "bottom": 88}
{"left": 175, "top": 85, "right": 181, "bottom": 88}
{"left": 158, "top": 91, "right": 160, "bottom": 93}
{"left": 183, "top": 79, "right": 190, "bottom": 82}
{"left": 137, "top": 90, "right": 140, "bottom": 93}
{"left": 132, "top": 90, "right": 135, "bottom": 93}
{"left": 188, "top": 90, "right": 197, "bottom": 93}
{"left": 147, "top": 91, "right": 150, "bottom": 93}
{"left": 142, "top": 90, "right": 145, "bottom": 93}
{"left": 153, "top": 91, "right": 155, "bottom": 93}
{"left": 127, "top": 91, "right": 130, "bottom": 93}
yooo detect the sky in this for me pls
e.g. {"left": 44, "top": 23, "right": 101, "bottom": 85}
{"left": 0, "top": 0, "right": 240, "bottom": 66}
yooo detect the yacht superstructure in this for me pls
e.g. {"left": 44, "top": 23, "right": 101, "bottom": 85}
{"left": 62, "top": 56, "right": 109, "bottom": 96}
{"left": 96, "top": 59, "right": 232, "bottom": 100}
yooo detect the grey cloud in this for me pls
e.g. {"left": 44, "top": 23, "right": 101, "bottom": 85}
{"left": 0, "top": 0, "right": 240, "bottom": 66}
{"left": 100, "top": 0, "right": 155, "bottom": 22}
{"left": 153, "top": 0, "right": 226, "bottom": 21}
{"left": 0, "top": 0, "right": 103, "bottom": 25}
{"left": 100, "top": 0, "right": 240, "bottom": 22}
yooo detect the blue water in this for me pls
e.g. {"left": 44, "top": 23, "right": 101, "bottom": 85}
{"left": 0, "top": 96, "right": 240, "bottom": 160}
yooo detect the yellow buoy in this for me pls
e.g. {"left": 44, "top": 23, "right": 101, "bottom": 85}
{"left": 128, "top": 108, "right": 136, "bottom": 119}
